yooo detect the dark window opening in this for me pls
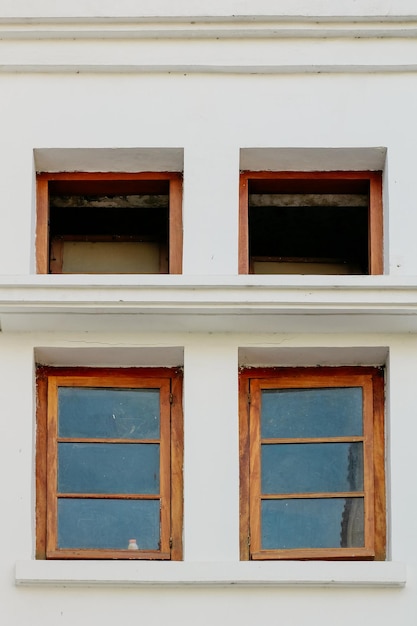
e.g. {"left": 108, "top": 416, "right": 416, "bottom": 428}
{"left": 36, "top": 173, "right": 183, "bottom": 274}
{"left": 240, "top": 173, "right": 383, "bottom": 275}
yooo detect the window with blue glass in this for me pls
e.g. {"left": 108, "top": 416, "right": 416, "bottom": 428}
{"left": 239, "top": 367, "right": 385, "bottom": 560}
{"left": 36, "top": 368, "right": 183, "bottom": 560}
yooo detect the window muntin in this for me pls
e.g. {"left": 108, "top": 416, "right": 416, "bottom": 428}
{"left": 36, "top": 173, "right": 183, "bottom": 274}
{"left": 36, "top": 368, "right": 183, "bottom": 560}
{"left": 239, "top": 367, "right": 385, "bottom": 560}
{"left": 239, "top": 172, "right": 383, "bottom": 275}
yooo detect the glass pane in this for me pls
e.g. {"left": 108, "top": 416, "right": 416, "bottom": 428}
{"left": 58, "top": 498, "right": 160, "bottom": 550}
{"left": 262, "top": 442, "right": 363, "bottom": 494}
{"left": 58, "top": 443, "right": 159, "bottom": 494}
{"left": 261, "top": 498, "right": 364, "bottom": 549}
{"left": 261, "top": 387, "right": 363, "bottom": 438}
{"left": 58, "top": 387, "right": 160, "bottom": 439}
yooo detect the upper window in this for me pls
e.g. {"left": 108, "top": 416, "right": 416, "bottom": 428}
{"left": 36, "top": 367, "right": 183, "bottom": 560}
{"left": 239, "top": 367, "right": 385, "bottom": 560}
{"left": 36, "top": 172, "right": 183, "bottom": 274}
{"left": 239, "top": 172, "right": 383, "bottom": 275}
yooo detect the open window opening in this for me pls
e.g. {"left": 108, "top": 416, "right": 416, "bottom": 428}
{"left": 239, "top": 172, "right": 383, "bottom": 275}
{"left": 36, "top": 172, "right": 183, "bottom": 274}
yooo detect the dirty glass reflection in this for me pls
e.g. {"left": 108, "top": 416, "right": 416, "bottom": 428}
{"left": 58, "top": 387, "right": 160, "bottom": 439}
{"left": 58, "top": 442, "right": 159, "bottom": 494}
{"left": 261, "top": 498, "right": 364, "bottom": 549}
{"left": 261, "top": 387, "right": 363, "bottom": 438}
{"left": 58, "top": 498, "right": 160, "bottom": 550}
{"left": 262, "top": 442, "right": 363, "bottom": 494}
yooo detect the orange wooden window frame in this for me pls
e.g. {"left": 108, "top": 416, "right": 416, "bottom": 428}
{"left": 36, "top": 367, "right": 183, "bottom": 560}
{"left": 239, "top": 171, "right": 383, "bottom": 275}
{"left": 36, "top": 172, "right": 183, "bottom": 275}
{"left": 239, "top": 367, "right": 386, "bottom": 561}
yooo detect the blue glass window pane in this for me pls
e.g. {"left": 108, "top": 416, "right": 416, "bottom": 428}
{"left": 58, "top": 443, "right": 159, "bottom": 494}
{"left": 58, "top": 388, "right": 160, "bottom": 439}
{"left": 261, "top": 498, "right": 364, "bottom": 549}
{"left": 58, "top": 498, "right": 160, "bottom": 550}
{"left": 261, "top": 442, "right": 363, "bottom": 494}
{"left": 261, "top": 387, "right": 363, "bottom": 438}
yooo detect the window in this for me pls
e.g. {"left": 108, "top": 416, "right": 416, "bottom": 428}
{"left": 239, "top": 172, "right": 383, "bottom": 275}
{"left": 36, "top": 172, "right": 183, "bottom": 274}
{"left": 239, "top": 367, "right": 385, "bottom": 560}
{"left": 36, "top": 367, "right": 183, "bottom": 560}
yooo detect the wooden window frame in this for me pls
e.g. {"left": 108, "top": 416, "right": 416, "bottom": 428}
{"left": 36, "top": 172, "right": 183, "bottom": 275}
{"left": 239, "top": 366, "right": 386, "bottom": 561}
{"left": 239, "top": 171, "right": 383, "bottom": 275}
{"left": 36, "top": 367, "right": 183, "bottom": 560}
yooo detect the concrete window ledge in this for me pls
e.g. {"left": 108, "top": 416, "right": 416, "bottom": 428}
{"left": 15, "top": 560, "right": 406, "bottom": 588}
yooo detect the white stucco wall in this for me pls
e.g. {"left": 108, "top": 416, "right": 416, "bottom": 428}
{"left": 1, "top": 1, "right": 417, "bottom": 624}
{"left": 1, "top": 71, "right": 417, "bottom": 276}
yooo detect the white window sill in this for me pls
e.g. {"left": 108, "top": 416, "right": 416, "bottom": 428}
{"left": 15, "top": 560, "right": 406, "bottom": 588}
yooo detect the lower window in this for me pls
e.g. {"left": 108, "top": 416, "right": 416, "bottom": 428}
{"left": 239, "top": 367, "right": 385, "bottom": 560}
{"left": 36, "top": 367, "right": 183, "bottom": 560}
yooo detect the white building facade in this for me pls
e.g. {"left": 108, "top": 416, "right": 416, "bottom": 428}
{"left": 1, "top": 1, "right": 416, "bottom": 623}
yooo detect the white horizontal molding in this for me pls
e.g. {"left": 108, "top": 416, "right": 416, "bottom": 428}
{"left": 2, "top": 275, "right": 417, "bottom": 311}
{"left": 15, "top": 560, "right": 406, "bottom": 588}
{"left": 2, "top": 20, "right": 417, "bottom": 40}
{"left": 4, "top": 64, "right": 417, "bottom": 76}
{"left": 1, "top": 0, "right": 417, "bottom": 23}
{"left": 2, "top": 277, "right": 417, "bottom": 333}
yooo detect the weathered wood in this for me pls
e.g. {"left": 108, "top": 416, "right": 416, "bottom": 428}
{"left": 250, "top": 547, "right": 376, "bottom": 560}
{"left": 46, "top": 549, "right": 171, "bottom": 560}
{"left": 239, "top": 366, "right": 385, "bottom": 561}
{"left": 238, "top": 173, "right": 249, "bottom": 274}
{"left": 249, "top": 379, "right": 262, "bottom": 557}
{"left": 36, "top": 177, "right": 49, "bottom": 274}
{"left": 369, "top": 173, "right": 384, "bottom": 275}
{"left": 239, "top": 376, "right": 250, "bottom": 560}
{"left": 35, "top": 372, "right": 48, "bottom": 559}
{"left": 372, "top": 370, "right": 386, "bottom": 560}
{"left": 169, "top": 176, "right": 183, "bottom": 274}
{"left": 37, "top": 367, "right": 183, "bottom": 561}
{"left": 170, "top": 373, "right": 184, "bottom": 560}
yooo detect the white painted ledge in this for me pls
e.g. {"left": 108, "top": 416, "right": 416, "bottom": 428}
{"left": 0, "top": 0, "right": 417, "bottom": 21}
{"left": 3, "top": 275, "right": 417, "bottom": 333}
{"left": 1, "top": 8, "right": 417, "bottom": 74}
{"left": 15, "top": 560, "right": 406, "bottom": 588}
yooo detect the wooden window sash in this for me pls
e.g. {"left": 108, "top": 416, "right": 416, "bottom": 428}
{"left": 36, "top": 367, "right": 183, "bottom": 561}
{"left": 239, "top": 171, "right": 383, "bottom": 275}
{"left": 239, "top": 367, "right": 385, "bottom": 561}
{"left": 36, "top": 172, "right": 183, "bottom": 275}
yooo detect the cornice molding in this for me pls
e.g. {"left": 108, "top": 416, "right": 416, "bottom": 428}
{"left": 1, "top": 277, "right": 417, "bottom": 333}
{"left": 1, "top": 17, "right": 417, "bottom": 40}
{"left": 1, "top": 15, "right": 417, "bottom": 74}
{"left": 1, "top": 0, "right": 417, "bottom": 23}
